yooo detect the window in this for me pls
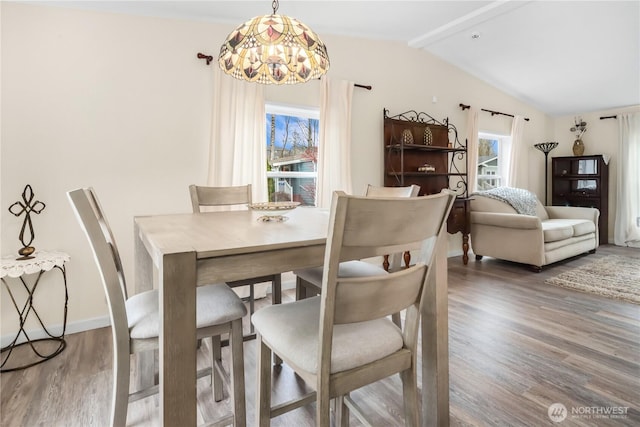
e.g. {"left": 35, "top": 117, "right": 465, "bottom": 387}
{"left": 477, "top": 132, "right": 510, "bottom": 190}
{"left": 266, "top": 104, "right": 319, "bottom": 206}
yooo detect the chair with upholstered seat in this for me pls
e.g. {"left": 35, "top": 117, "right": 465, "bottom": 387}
{"left": 68, "top": 188, "right": 247, "bottom": 427}
{"left": 189, "top": 184, "right": 282, "bottom": 336}
{"left": 252, "top": 189, "right": 455, "bottom": 426}
{"left": 294, "top": 184, "right": 420, "bottom": 301}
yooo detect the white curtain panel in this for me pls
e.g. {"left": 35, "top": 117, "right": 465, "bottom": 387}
{"left": 208, "top": 66, "right": 268, "bottom": 203}
{"left": 507, "top": 115, "right": 527, "bottom": 189}
{"left": 466, "top": 107, "right": 479, "bottom": 193}
{"left": 614, "top": 112, "right": 640, "bottom": 247}
{"left": 317, "top": 76, "right": 354, "bottom": 208}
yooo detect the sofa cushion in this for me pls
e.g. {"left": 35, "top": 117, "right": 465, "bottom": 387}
{"left": 542, "top": 221, "right": 574, "bottom": 242}
{"left": 472, "top": 188, "right": 539, "bottom": 215}
{"left": 471, "top": 193, "right": 549, "bottom": 220}
{"left": 542, "top": 219, "right": 596, "bottom": 243}
{"left": 471, "top": 195, "right": 517, "bottom": 214}
{"left": 534, "top": 199, "right": 549, "bottom": 221}
{"left": 571, "top": 219, "right": 597, "bottom": 236}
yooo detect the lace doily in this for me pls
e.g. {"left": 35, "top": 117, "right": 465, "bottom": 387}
{"left": 1, "top": 251, "right": 70, "bottom": 278}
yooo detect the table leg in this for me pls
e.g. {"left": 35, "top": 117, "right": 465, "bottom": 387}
{"left": 159, "top": 251, "right": 197, "bottom": 426}
{"left": 272, "top": 275, "right": 283, "bottom": 366}
{"left": 134, "top": 222, "right": 154, "bottom": 293}
{"left": 421, "top": 236, "right": 450, "bottom": 426}
{"left": 134, "top": 224, "right": 155, "bottom": 390}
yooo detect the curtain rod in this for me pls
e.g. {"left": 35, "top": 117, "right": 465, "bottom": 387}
{"left": 459, "top": 103, "right": 530, "bottom": 122}
{"left": 314, "top": 77, "right": 371, "bottom": 90}
{"left": 600, "top": 115, "right": 617, "bottom": 120}
{"left": 197, "top": 52, "right": 372, "bottom": 90}
{"left": 197, "top": 52, "right": 214, "bottom": 65}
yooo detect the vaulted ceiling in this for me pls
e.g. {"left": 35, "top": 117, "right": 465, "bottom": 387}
{"left": 30, "top": 1, "right": 640, "bottom": 116}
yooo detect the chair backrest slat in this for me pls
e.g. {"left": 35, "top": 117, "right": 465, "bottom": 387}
{"left": 189, "top": 184, "right": 252, "bottom": 212}
{"left": 67, "top": 188, "right": 130, "bottom": 353}
{"left": 333, "top": 264, "right": 427, "bottom": 324}
{"left": 363, "top": 184, "right": 421, "bottom": 270}
{"left": 338, "top": 195, "right": 451, "bottom": 261}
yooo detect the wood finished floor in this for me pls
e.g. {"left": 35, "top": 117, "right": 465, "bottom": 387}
{"left": 1, "top": 245, "right": 638, "bottom": 426}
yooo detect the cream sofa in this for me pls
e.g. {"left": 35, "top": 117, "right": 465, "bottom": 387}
{"left": 470, "top": 193, "right": 599, "bottom": 271}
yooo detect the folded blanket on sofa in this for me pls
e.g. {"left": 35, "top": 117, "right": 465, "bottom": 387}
{"left": 472, "top": 187, "right": 538, "bottom": 216}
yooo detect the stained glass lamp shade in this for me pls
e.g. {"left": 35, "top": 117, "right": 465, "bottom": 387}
{"left": 218, "top": 5, "right": 330, "bottom": 85}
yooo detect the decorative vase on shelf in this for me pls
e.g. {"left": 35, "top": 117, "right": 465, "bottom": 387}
{"left": 572, "top": 139, "right": 585, "bottom": 156}
{"left": 401, "top": 129, "right": 414, "bottom": 145}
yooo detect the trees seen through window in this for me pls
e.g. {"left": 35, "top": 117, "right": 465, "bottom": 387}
{"left": 266, "top": 104, "right": 319, "bottom": 206}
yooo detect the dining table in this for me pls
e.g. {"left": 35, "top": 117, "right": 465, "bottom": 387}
{"left": 133, "top": 206, "right": 450, "bottom": 426}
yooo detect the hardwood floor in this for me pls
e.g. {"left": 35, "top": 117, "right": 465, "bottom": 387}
{"left": 1, "top": 245, "right": 638, "bottom": 426}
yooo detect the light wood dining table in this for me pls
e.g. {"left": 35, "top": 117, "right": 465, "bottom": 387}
{"left": 133, "top": 207, "right": 450, "bottom": 426}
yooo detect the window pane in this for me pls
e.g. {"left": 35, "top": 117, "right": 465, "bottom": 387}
{"left": 477, "top": 177, "right": 502, "bottom": 190}
{"left": 266, "top": 110, "right": 319, "bottom": 206}
{"left": 267, "top": 175, "right": 316, "bottom": 204}
{"left": 477, "top": 135, "right": 505, "bottom": 190}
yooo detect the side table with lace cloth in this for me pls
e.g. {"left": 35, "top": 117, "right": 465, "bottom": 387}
{"left": 1, "top": 251, "right": 69, "bottom": 372}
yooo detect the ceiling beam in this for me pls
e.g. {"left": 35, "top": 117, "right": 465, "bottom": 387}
{"left": 408, "top": 0, "right": 532, "bottom": 49}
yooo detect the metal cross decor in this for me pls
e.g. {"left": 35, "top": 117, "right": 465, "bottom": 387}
{"left": 8, "top": 185, "right": 46, "bottom": 260}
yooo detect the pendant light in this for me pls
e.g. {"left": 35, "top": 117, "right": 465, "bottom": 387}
{"left": 218, "top": 0, "right": 330, "bottom": 84}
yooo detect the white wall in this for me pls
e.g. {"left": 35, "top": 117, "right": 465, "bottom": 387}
{"left": 1, "top": 3, "right": 218, "bottom": 335}
{"left": 0, "top": 2, "right": 577, "bottom": 336}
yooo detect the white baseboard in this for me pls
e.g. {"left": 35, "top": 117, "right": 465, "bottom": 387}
{"left": 1, "top": 315, "right": 110, "bottom": 347}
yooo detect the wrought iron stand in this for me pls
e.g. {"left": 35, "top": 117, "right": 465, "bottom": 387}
{"left": 1, "top": 251, "right": 69, "bottom": 372}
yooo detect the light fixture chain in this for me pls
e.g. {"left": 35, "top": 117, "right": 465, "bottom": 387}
{"left": 272, "top": 0, "right": 279, "bottom": 14}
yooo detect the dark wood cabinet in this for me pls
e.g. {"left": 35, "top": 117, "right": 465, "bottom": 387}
{"left": 383, "top": 109, "right": 467, "bottom": 196}
{"left": 383, "top": 109, "right": 470, "bottom": 263}
{"left": 552, "top": 154, "right": 609, "bottom": 244}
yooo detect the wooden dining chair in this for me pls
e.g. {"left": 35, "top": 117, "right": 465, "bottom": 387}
{"left": 68, "top": 188, "right": 247, "bottom": 427}
{"left": 252, "top": 189, "right": 455, "bottom": 426}
{"left": 294, "top": 184, "right": 420, "bottom": 302}
{"left": 189, "top": 184, "right": 282, "bottom": 337}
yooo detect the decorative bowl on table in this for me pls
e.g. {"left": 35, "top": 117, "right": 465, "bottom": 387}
{"left": 247, "top": 201, "right": 300, "bottom": 222}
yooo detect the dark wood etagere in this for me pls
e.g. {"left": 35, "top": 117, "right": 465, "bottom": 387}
{"left": 552, "top": 154, "right": 609, "bottom": 244}
{"left": 383, "top": 108, "right": 471, "bottom": 263}
{"left": 383, "top": 109, "right": 467, "bottom": 196}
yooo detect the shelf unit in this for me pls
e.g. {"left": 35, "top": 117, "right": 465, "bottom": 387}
{"left": 383, "top": 109, "right": 467, "bottom": 197}
{"left": 383, "top": 108, "right": 470, "bottom": 263}
{"left": 551, "top": 154, "right": 609, "bottom": 244}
